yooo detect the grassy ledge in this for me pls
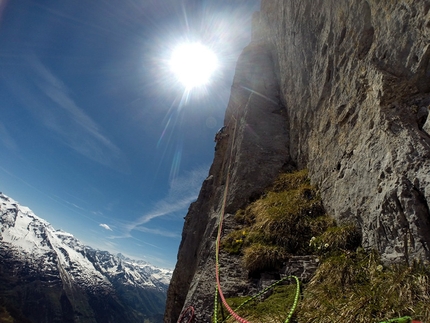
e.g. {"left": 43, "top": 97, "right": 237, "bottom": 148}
{"left": 217, "top": 169, "right": 430, "bottom": 323}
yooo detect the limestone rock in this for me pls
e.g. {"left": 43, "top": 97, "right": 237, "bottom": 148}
{"left": 258, "top": 0, "right": 430, "bottom": 264}
{"left": 165, "top": 1, "right": 430, "bottom": 321}
{"left": 164, "top": 37, "right": 291, "bottom": 323}
{"left": 281, "top": 255, "right": 320, "bottom": 282}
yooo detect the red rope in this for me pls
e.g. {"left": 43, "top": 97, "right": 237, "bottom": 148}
{"left": 215, "top": 259, "right": 250, "bottom": 323}
{"left": 215, "top": 194, "right": 248, "bottom": 323}
{"left": 177, "top": 306, "right": 195, "bottom": 323}
{"left": 214, "top": 95, "right": 253, "bottom": 323}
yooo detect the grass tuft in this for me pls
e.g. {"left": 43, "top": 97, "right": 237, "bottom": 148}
{"left": 309, "top": 224, "right": 361, "bottom": 255}
{"left": 219, "top": 284, "right": 299, "bottom": 323}
{"left": 271, "top": 169, "right": 310, "bottom": 192}
{"left": 243, "top": 244, "right": 287, "bottom": 273}
{"left": 0, "top": 306, "right": 14, "bottom": 323}
{"left": 299, "top": 249, "right": 430, "bottom": 322}
{"left": 222, "top": 169, "right": 340, "bottom": 273}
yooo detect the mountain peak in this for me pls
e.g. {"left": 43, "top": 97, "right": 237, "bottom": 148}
{"left": 0, "top": 192, "right": 171, "bottom": 322}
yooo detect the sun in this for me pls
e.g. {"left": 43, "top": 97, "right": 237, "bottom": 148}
{"left": 169, "top": 42, "right": 218, "bottom": 89}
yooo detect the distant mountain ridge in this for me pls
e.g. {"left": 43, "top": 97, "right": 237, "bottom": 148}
{"left": 0, "top": 192, "right": 171, "bottom": 323}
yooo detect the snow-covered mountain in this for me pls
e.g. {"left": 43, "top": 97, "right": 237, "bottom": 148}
{"left": 0, "top": 192, "right": 172, "bottom": 323}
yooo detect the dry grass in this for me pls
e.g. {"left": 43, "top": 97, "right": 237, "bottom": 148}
{"left": 271, "top": 169, "right": 310, "bottom": 192}
{"left": 222, "top": 169, "right": 340, "bottom": 273}
{"left": 299, "top": 250, "right": 430, "bottom": 323}
{"left": 220, "top": 284, "right": 299, "bottom": 323}
{"left": 218, "top": 169, "right": 429, "bottom": 322}
{"left": 0, "top": 306, "right": 14, "bottom": 323}
{"left": 243, "top": 244, "right": 287, "bottom": 273}
{"left": 310, "top": 224, "right": 361, "bottom": 255}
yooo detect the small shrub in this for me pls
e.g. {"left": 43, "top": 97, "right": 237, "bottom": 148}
{"left": 271, "top": 169, "right": 310, "bottom": 192}
{"left": 222, "top": 169, "right": 333, "bottom": 271}
{"left": 307, "top": 216, "right": 336, "bottom": 234}
{"left": 242, "top": 230, "right": 266, "bottom": 246}
{"left": 243, "top": 244, "right": 287, "bottom": 273}
{"left": 234, "top": 208, "right": 255, "bottom": 226}
{"left": 309, "top": 224, "right": 362, "bottom": 255}
{"left": 324, "top": 225, "right": 360, "bottom": 250}
{"left": 221, "top": 230, "right": 246, "bottom": 254}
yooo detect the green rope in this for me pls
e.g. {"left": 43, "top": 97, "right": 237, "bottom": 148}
{"left": 214, "top": 285, "right": 219, "bottom": 323}
{"left": 285, "top": 276, "right": 300, "bottom": 323}
{"left": 216, "top": 275, "right": 300, "bottom": 323}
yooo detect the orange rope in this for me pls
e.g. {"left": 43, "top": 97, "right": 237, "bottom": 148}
{"left": 214, "top": 94, "right": 253, "bottom": 323}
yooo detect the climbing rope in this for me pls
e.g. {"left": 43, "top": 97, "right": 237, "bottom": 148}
{"left": 218, "top": 275, "right": 300, "bottom": 323}
{"left": 212, "top": 91, "right": 300, "bottom": 323}
{"left": 208, "top": 89, "right": 421, "bottom": 323}
{"left": 213, "top": 93, "right": 249, "bottom": 323}
{"left": 213, "top": 187, "right": 423, "bottom": 323}
{"left": 177, "top": 306, "right": 195, "bottom": 323}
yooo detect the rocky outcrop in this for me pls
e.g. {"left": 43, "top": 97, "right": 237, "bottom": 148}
{"left": 258, "top": 0, "right": 430, "bottom": 264}
{"left": 164, "top": 33, "right": 292, "bottom": 323}
{"left": 165, "top": 1, "right": 430, "bottom": 322}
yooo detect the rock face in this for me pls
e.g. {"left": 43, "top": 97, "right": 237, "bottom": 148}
{"left": 165, "top": 1, "right": 430, "bottom": 322}
{"left": 164, "top": 34, "right": 292, "bottom": 323}
{"left": 258, "top": 0, "right": 430, "bottom": 264}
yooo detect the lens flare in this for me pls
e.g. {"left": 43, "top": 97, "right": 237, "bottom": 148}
{"left": 169, "top": 42, "right": 218, "bottom": 89}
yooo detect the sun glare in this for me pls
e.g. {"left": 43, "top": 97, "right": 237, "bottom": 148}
{"left": 170, "top": 42, "right": 218, "bottom": 89}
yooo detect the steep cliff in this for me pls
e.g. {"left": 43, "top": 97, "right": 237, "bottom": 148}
{"left": 259, "top": 0, "right": 430, "bottom": 264}
{"left": 164, "top": 36, "right": 291, "bottom": 323}
{"left": 165, "top": 1, "right": 430, "bottom": 322}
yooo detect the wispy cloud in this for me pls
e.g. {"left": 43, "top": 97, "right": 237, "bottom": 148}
{"left": 134, "top": 226, "right": 180, "bottom": 238}
{"left": 33, "top": 59, "right": 127, "bottom": 170}
{"left": 99, "top": 223, "right": 113, "bottom": 231}
{"left": 2, "top": 56, "right": 127, "bottom": 171}
{"left": 108, "top": 230, "right": 164, "bottom": 249}
{"left": 0, "top": 121, "right": 18, "bottom": 151}
{"left": 0, "top": 166, "right": 103, "bottom": 225}
{"left": 116, "top": 165, "right": 208, "bottom": 239}
{"left": 133, "top": 166, "right": 207, "bottom": 225}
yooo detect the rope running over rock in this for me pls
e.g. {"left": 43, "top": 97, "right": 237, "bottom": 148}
{"left": 213, "top": 91, "right": 300, "bottom": 323}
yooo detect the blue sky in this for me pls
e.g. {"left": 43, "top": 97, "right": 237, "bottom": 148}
{"left": 0, "top": 0, "right": 260, "bottom": 269}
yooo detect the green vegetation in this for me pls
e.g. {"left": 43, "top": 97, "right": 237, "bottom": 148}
{"left": 218, "top": 284, "right": 299, "bottom": 323}
{"left": 219, "top": 250, "right": 430, "bottom": 323}
{"left": 300, "top": 249, "right": 430, "bottom": 323}
{"left": 222, "top": 169, "right": 339, "bottom": 273}
{"left": 309, "top": 224, "right": 361, "bottom": 255}
{"left": 217, "top": 169, "right": 430, "bottom": 323}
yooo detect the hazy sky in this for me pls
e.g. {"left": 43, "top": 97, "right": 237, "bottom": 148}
{"left": 0, "top": 0, "right": 260, "bottom": 269}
